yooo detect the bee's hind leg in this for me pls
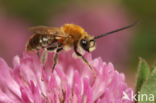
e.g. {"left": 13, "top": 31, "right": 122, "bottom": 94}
{"left": 52, "top": 52, "right": 58, "bottom": 72}
{"left": 41, "top": 49, "right": 48, "bottom": 69}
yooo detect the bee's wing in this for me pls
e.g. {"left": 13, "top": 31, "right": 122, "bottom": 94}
{"left": 30, "top": 26, "right": 70, "bottom": 38}
{"left": 30, "top": 26, "right": 61, "bottom": 35}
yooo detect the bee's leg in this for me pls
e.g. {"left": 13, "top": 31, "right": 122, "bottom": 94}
{"left": 51, "top": 48, "right": 63, "bottom": 72}
{"left": 47, "top": 46, "right": 63, "bottom": 72}
{"left": 52, "top": 52, "right": 58, "bottom": 72}
{"left": 41, "top": 49, "right": 48, "bottom": 69}
{"left": 74, "top": 45, "right": 96, "bottom": 78}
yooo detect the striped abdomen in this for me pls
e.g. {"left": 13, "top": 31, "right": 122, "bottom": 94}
{"left": 26, "top": 34, "right": 55, "bottom": 52}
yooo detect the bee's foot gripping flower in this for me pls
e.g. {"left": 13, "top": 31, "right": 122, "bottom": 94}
{"left": 0, "top": 51, "right": 133, "bottom": 103}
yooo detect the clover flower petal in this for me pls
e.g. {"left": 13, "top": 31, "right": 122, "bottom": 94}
{"left": 0, "top": 51, "right": 133, "bottom": 103}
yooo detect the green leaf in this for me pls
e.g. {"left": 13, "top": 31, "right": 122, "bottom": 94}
{"left": 138, "top": 68, "right": 156, "bottom": 103}
{"left": 136, "top": 58, "right": 150, "bottom": 94}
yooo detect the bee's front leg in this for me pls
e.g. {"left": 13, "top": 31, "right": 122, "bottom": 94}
{"left": 74, "top": 45, "right": 96, "bottom": 78}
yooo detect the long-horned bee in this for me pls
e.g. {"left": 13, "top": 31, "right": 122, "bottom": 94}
{"left": 26, "top": 22, "right": 137, "bottom": 76}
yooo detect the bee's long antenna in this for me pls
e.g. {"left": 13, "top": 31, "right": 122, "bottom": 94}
{"left": 94, "top": 21, "right": 138, "bottom": 40}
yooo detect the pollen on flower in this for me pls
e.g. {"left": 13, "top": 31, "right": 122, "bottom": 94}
{"left": 0, "top": 50, "right": 133, "bottom": 103}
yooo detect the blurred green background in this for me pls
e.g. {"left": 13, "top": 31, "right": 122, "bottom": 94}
{"left": 0, "top": 0, "right": 155, "bottom": 87}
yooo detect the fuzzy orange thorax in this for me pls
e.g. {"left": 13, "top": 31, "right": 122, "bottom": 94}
{"left": 61, "top": 24, "right": 88, "bottom": 42}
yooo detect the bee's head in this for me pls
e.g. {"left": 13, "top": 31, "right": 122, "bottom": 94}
{"left": 80, "top": 36, "right": 96, "bottom": 52}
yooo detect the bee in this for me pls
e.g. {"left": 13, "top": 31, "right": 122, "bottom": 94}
{"left": 26, "top": 22, "right": 137, "bottom": 76}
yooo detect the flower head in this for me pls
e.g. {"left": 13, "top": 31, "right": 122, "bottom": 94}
{"left": 0, "top": 50, "right": 133, "bottom": 103}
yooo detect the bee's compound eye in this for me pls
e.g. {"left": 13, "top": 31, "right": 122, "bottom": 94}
{"left": 81, "top": 39, "right": 87, "bottom": 46}
{"left": 80, "top": 39, "right": 89, "bottom": 52}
